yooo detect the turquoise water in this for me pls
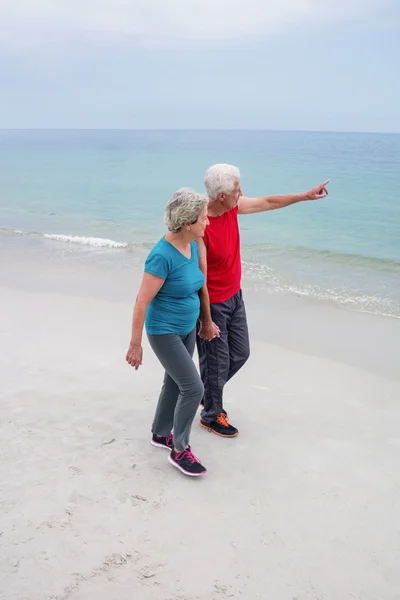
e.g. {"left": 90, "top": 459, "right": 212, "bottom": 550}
{"left": 1, "top": 130, "right": 399, "bottom": 316}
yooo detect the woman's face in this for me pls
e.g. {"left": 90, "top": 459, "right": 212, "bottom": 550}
{"left": 190, "top": 207, "right": 209, "bottom": 237}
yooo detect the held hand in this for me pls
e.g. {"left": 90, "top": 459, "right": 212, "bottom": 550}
{"left": 305, "top": 180, "right": 330, "bottom": 201}
{"left": 126, "top": 343, "right": 143, "bottom": 370}
{"left": 198, "top": 320, "right": 220, "bottom": 341}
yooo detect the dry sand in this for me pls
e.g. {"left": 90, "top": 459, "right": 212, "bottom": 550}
{"left": 1, "top": 257, "right": 400, "bottom": 600}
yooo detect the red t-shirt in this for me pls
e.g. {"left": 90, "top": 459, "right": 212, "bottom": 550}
{"left": 203, "top": 206, "right": 242, "bottom": 304}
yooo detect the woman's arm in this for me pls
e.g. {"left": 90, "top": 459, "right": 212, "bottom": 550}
{"left": 126, "top": 272, "right": 165, "bottom": 370}
{"left": 196, "top": 238, "right": 220, "bottom": 341}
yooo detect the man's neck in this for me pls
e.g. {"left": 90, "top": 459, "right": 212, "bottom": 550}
{"left": 207, "top": 199, "right": 230, "bottom": 218}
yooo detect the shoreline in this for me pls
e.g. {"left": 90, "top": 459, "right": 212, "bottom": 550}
{"left": 2, "top": 248, "right": 399, "bottom": 382}
{"left": 1, "top": 228, "right": 400, "bottom": 320}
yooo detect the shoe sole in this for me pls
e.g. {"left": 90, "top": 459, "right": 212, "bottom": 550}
{"left": 151, "top": 440, "right": 172, "bottom": 451}
{"left": 200, "top": 422, "right": 239, "bottom": 438}
{"left": 168, "top": 455, "right": 206, "bottom": 477}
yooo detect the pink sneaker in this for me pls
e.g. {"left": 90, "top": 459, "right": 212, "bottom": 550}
{"left": 151, "top": 432, "right": 174, "bottom": 451}
{"left": 168, "top": 447, "right": 206, "bottom": 477}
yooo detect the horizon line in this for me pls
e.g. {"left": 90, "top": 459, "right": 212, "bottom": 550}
{"left": 0, "top": 127, "right": 399, "bottom": 135}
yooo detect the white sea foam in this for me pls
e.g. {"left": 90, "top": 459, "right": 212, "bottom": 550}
{"left": 242, "top": 261, "right": 400, "bottom": 319}
{"left": 43, "top": 234, "right": 128, "bottom": 248}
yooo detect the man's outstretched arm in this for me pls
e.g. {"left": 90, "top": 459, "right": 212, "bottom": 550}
{"left": 238, "top": 180, "right": 330, "bottom": 214}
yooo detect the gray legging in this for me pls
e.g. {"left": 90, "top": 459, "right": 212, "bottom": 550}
{"left": 147, "top": 328, "right": 204, "bottom": 451}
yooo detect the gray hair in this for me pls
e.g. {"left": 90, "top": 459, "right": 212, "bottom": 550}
{"left": 204, "top": 164, "right": 241, "bottom": 201}
{"left": 165, "top": 188, "right": 208, "bottom": 233}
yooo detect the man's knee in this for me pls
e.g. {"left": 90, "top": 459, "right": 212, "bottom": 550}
{"left": 232, "top": 346, "right": 250, "bottom": 372}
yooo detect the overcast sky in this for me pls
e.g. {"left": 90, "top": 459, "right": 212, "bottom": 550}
{"left": 1, "top": 0, "right": 399, "bottom": 132}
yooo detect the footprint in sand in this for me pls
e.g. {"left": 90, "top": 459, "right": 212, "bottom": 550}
{"left": 68, "top": 465, "right": 82, "bottom": 477}
{"left": 253, "top": 385, "right": 273, "bottom": 392}
{"left": 253, "top": 384, "right": 293, "bottom": 397}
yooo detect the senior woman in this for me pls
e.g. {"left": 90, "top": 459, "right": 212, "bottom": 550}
{"left": 126, "top": 189, "right": 217, "bottom": 477}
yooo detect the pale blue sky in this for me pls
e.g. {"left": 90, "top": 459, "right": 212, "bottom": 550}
{"left": 1, "top": 0, "right": 399, "bottom": 132}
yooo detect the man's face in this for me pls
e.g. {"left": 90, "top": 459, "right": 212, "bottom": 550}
{"left": 220, "top": 179, "right": 241, "bottom": 209}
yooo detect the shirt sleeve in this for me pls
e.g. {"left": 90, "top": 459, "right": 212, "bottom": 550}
{"left": 144, "top": 252, "right": 169, "bottom": 280}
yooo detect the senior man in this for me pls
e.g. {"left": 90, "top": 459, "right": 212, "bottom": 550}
{"left": 197, "top": 164, "right": 329, "bottom": 437}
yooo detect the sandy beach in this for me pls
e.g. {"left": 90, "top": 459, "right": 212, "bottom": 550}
{"left": 1, "top": 253, "right": 400, "bottom": 600}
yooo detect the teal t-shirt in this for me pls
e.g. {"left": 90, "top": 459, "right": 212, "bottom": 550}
{"left": 144, "top": 238, "right": 205, "bottom": 336}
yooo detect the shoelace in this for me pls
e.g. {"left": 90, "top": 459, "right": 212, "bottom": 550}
{"left": 176, "top": 449, "right": 199, "bottom": 464}
{"left": 165, "top": 433, "right": 174, "bottom": 448}
{"left": 216, "top": 412, "right": 229, "bottom": 427}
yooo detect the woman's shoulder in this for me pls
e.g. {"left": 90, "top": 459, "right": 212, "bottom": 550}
{"left": 146, "top": 238, "right": 170, "bottom": 263}
{"left": 148, "top": 237, "right": 168, "bottom": 254}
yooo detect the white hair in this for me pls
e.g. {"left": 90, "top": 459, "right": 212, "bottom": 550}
{"left": 204, "top": 164, "right": 241, "bottom": 201}
{"left": 165, "top": 188, "right": 208, "bottom": 233}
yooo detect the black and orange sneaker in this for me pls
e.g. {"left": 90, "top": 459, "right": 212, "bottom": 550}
{"left": 151, "top": 432, "right": 174, "bottom": 451}
{"left": 168, "top": 447, "right": 207, "bottom": 477}
{"left": 199, "top": 399, "right": 227, "bottom": 417}
{"left": 200, "top": 412, "right": 238, "bottom": 438}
